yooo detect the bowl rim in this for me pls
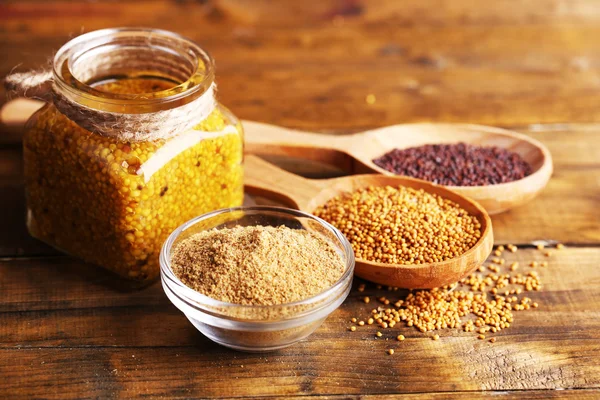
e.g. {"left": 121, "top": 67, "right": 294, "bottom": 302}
{"left": 160, "top": 205, "right": 355, "bottom": 318}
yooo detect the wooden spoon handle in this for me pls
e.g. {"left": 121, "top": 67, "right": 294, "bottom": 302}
{"left": 244, "top": 155, "right": 325, "bottom": 211}
{"left": 0, "top": 98, "right": 44, "bottom": 135}
{"left": 243, "top": 121, "right": 354, "bottom": 166}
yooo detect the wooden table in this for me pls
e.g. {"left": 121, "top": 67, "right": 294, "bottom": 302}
{"left": 1, "top": 1, "right": 600, "bottom": 398}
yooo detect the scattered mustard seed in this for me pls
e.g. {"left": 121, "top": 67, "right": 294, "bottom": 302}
{"left": 556, "top": 243, "right": 565, "bottom": 250}
{"left": 366, "top": 94, "right": 376, "bottom": 105}
{"left": 433, "top": 334, "right": 440, "bottom": 341}
{"left": 353, "top": 244, "right": 545, "bottom": 344}
{"left": 376, "top": 331, "right": 383, "bottom": 337}
{"left": 388, "top": 348, "right": 394, "bottom": 355}
{"left": 397, "top": 335, "right": 405, "bottom": 341}
{"left": 349, "top": 326, "right": 357, "bottom": 332}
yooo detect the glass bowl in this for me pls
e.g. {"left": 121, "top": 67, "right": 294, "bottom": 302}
{"left": 160, "top": 206, "right": 355, "bottom": 352}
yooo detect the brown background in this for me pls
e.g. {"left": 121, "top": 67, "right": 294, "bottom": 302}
{"left": 1, "top": 1, "right": 600, "bottom": 398}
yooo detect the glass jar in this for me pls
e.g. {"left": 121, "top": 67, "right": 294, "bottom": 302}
{"left": 22, "top": 28, "right": 244, "bottom": 284}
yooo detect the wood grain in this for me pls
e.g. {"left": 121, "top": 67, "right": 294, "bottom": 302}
{"left": 2, "top": 1, "right": 600, "bottom": 398}
{"left": 1, "top": 248, "right": 599, "bottom": 397}
{"left": 4, "top": 0, "right": 600, "bottom": 136}
{"left": 285, "top": 391, "right": 600, "bottom": 400}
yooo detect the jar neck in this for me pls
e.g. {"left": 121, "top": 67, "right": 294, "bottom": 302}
{"left": 52, "top": 28, "right": 215, "bottom": 114}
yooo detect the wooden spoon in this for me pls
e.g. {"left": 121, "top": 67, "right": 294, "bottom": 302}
{"left": 0, "top": 99, "right": 549, "bottom": 214}
{"left": 244, "top": 155, "right": 494, "bottom": 289}
{"left": 244, "top": 121, "right": 553, "bottom": 215}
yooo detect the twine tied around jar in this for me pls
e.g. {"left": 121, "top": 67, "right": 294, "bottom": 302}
{"left": 4, "top": 69, "right": 217, "bottom": 142}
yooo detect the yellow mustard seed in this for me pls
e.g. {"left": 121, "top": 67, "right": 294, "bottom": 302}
{"left": 556, "top": 243, "right": 565, "bottom": 250}
{"left": 350, "top": 326, "right": 357, "bottom": 332}
{"left": 23, "top": 80, "right": 243, "bottom": 283}
{"left": 376, "top": 331, "right": 383, "bottom": 337}
{"left": 388, "top": 349, "right": 394, "bottom": 355}
{"left": 433, "top": 334, "right": 440, "bottom": 341}
{"left": 353, "top": 244, "right": 544, "bottom": 342}
{"left": 366, "top": 94, "right": 377, "bottom": 105}
{"left": 313, "top": 185, "right": 481, "bottom": 265}
{"left": 397, "top": 335, "right": 405, "bottom": 341}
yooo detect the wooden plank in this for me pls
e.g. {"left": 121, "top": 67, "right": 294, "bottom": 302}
{"left": 1, "top": 332, "right": 598, "bottom": 398}
{"left": 4, "top": 2, "right": 600, "bottom": 132}
{"left": 283, "top": 390, "right": 600, "bottom": 400}
{"left": 1, "top": 248, "right": 599, "bottom": 398}
{"left": 0, "top": 256, "right": 164, "bottom": 313}
{"left": 491, "top": 167, "right": 600, "bottom": 244}
{"left": 4, "top": 0, "right": 600, "bottom": 30}
{"left": 2, "top": 246, "right": 598, "bottom": 324}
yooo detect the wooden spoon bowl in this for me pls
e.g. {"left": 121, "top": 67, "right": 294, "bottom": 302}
{"left": 244, "top": 121, "right": 553, "bottom": 215}
{"left": 245, "top": 155, "right": 494, "bottom": 289}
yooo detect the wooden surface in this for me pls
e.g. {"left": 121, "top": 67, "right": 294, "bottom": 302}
{"left": 1, "top": 0, "right": 600, "bottom": 398}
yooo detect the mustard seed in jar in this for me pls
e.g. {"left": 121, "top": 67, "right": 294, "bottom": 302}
{"left": 20, "top": 29, "right": 244, "bottom": 284}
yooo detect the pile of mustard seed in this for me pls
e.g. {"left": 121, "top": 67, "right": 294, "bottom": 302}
{"left": 373, "top": 143, "right": 532, "bottom": 186}
{"left": 347, "top": 242, "right": 561, "bottom": 353}
{"left": 170, "top": 226, "right": 345, "bottom": 306}
{"left": 313, "top": 185, "right": 481, "bottom": 264}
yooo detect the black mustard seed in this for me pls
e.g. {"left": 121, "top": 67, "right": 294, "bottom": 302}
{"left": 372, "top": 143, "right": 532, "bottom": 186}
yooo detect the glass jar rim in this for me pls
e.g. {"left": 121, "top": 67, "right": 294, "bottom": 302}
{"left": 52, "top": 27, "right": 215, "bottom": 110}
{"left": 160, "top": 206, "right": 356, "bottom": 323}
